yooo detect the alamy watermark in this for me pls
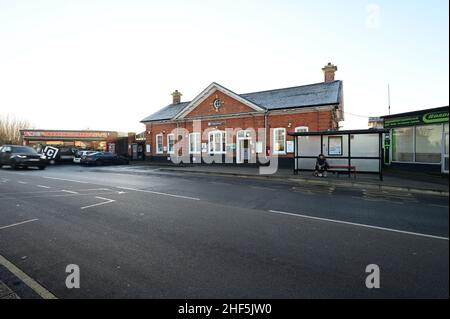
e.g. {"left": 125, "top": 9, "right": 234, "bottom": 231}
{"left": 164, "top": 121, "right": 281, "bottom": 175}
{"left": 366, "top": 4, "right": 381, "bottom": 30}
{"left": 65, "top": 264, "right": 80, "bottom": 289}
{"left": 365, "top": 264, "right": 381, "bottom": 289}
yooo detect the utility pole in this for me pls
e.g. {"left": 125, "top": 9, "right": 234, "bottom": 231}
{"left": 388, "top": 84, "right": 391, "bottom": 115}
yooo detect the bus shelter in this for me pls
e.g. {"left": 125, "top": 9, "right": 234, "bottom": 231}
{"left": 289, "top": 129, "right": 389, "bottom": 180}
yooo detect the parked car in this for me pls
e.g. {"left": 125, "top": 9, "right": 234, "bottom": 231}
{"left": 80, "top": 152, "right": 129, "bottom": 166}
{"left": 0, "top": 145, "right": 48, "bottom": 170}
{"left": 73, "top": 150, "right": 96, "bottom": 164}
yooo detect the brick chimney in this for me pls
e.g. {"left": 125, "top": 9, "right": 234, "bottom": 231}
{"left": 322, "top": 63, "right": 338, "bottom": 82}
{"left": 171, "top": 90, "right": 182, "bottom": 104}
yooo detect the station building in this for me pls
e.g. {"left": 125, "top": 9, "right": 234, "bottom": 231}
{"left": 141, "top": 63, "right": 344, "bottom": 167}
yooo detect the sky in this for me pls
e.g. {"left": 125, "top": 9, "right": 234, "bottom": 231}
{"left": 0, "top": 0, "right": 448, "bottom": 132}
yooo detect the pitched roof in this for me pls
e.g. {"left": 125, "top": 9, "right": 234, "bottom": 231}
{"left": 241, "top": 80, "right": 342, "bottom": 110}
{"left": 141, "top": 102, "right": 190, "bottom": 122}
{"left": 141, "top": 80, "right": 342, "bottom": 122}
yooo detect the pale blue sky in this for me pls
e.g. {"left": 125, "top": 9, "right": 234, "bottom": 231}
{"left": 0, "top": 0, "right": 448, "bottom": 132}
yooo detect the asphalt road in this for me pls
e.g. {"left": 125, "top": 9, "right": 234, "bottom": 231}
{"left": 0, "top": 164, "right": 448, "bottom": 298}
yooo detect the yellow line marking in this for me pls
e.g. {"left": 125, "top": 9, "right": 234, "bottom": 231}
{"left": 0, "top": 254, "right": 57, "bottom": 299}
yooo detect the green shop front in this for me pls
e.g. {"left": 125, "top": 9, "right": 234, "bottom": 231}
{"left": 382, "top": 106, "right": 449, "bottom": 174}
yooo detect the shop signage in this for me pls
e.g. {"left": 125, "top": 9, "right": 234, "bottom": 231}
{"left": 384, "top": 111, "right": 449, "bottom": 128}
{"left": 423, "top": 111, "right": 449, "bottom": 124}
{"left": 208, "top": 122, "right": 225, "bottom": 127}
{"left": 22, "top": 131, "right": 111, "bottom": 139}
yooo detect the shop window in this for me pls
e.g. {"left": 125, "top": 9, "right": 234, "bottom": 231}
{"left": 189, "top": 133, "right": 201, "bottom": 154}
{"left": 208, "top": 131, "right": 226, "bottom": 154}
{"left": 445, "top": 123, "right": 449, "bottom": 156}
{"left": 167, "top": 134, "right": 175, "bottom": 154}
{"left": 156, "top": 134, "right": 163, "bottom": 154}
{"left": 393, "top": 127, "right": 414, "bottom": 162}
{"left": 273, "top": 128, "right": 286, "bottom": 154}
{"left": 415, "top": 125, "right": 441, "bottom": 163}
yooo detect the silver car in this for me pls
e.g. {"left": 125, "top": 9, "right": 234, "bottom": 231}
{"left": 73, "top": 151, "right": 96, "bottom": 164}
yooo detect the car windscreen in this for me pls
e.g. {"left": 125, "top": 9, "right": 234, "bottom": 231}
{"left": 12, "top": 146, "right": 37, "bottom": 154}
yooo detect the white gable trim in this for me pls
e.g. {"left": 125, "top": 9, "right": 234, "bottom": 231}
{"left": 173, "top": 82, "right": 266, "bottom": 119}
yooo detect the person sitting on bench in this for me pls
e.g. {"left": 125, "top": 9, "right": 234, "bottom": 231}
{"left": 314, "top": 154, "right": 329, "bottom": 177}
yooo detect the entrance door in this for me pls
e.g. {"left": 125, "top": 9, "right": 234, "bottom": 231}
{"left": 132, "top": 144, "right": 138, "bottom": 160}
{"left": 242, "top": 139, "right": 250, "bottom": 162}
{"left": 443, "top": 123, "right": 449, "bottom": 174}
{"left": 237, "top": 130, "right": 252, "bottom": 164}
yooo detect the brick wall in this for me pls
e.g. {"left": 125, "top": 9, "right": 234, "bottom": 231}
{"left": 144, "top": 109, "right": 335, "bottom": 160}
{"left": 185, "top": 90, "right": 257, "bottom": 118}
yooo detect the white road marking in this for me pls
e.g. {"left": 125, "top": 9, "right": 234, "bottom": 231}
{"left": 0, "top": 218, "right": 39, "bottom": 230}
{"left": 61, "top": 190, "right": 78, "bottom": 194}
{"left": 81, "top": 197, "right": 116, "bottom": 210}
{"left": 268, "top": 210, "right": 449, "bottom": 241}
{"left": 42, "top": 176, "right": 90, "bottom": 184}
{"left": 36, "top": 185, "right": 51, "bottom": 189}
{"left": 18, "top": 181, "right": 28, "bottom": 184}
{"left": 0, "top": 254, "right": 57, "bottom": 299}
{"left": 117, "top": 186, "right": 200, "bottom": 201}
{"left": 0, "top": 191, "right": 125, "bottom": 200}
{"left": 0, "top": 188, "right": 109, "bottom": 195}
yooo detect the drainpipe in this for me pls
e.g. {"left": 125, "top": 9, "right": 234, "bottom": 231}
{"left": 316, "top": 107, "right": 320, "bottom": 130}
{"left": 264, "top": 110, "right": 269, "bottom": 159}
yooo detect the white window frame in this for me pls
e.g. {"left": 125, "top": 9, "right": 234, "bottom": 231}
{"left": 295, "top": 126, "right": 309, "bottom": 133}
{"left": 273, "top": 128, "right": 286, "bottom": 155}
{"left": 189, "top": 133, "right": 201, "bottom": 154}
{"left": 156, "top": 134, "right": 163, "bottom": 154}
{"left": 208, "top": 130, "right": 226, "bottom": 154}
{"left": 167, "top": 134, "right": 175, "bottom": 154}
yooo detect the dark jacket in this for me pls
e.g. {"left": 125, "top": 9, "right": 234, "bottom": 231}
{"left": 316, "top": 156, "right": 329, "bottom": 168}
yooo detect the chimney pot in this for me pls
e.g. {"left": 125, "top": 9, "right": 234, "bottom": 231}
{"left": 171, "top": 90, "right": 182, "bottom": 104}
{"left": 322, "top": 63, "right": 338, "bottom": 82}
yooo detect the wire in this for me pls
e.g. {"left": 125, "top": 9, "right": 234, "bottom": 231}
{"left": 344, "top": 112, "right": 374, "bottom": 118}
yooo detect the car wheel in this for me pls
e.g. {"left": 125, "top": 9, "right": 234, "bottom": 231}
{"left": 96, "top": 160, "right": 104, "bottom": 166}
{"left": 38, "top": 166, "right": 46, "bottom": 170}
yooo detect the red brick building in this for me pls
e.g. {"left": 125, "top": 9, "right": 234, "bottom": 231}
{"left": 141, "top": 63, "right": 344, "bottom": 167}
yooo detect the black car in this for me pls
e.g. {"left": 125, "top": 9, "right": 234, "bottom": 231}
{"left": 0, "top": 145, "right": 48, "bottom": 170}
{"left": 80, "top": 152, "right": 129, "bottom": 166}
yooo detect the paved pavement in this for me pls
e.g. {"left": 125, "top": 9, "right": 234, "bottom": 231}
{"left": 148, "top": 164, "right": 449, "bottom": 195}
{"left": 0, "top": 164, "right": 448, "bottom": 298}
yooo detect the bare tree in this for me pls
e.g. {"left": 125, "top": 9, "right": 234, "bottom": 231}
{"left": 0, "top": 114, "right": 33, "bottom": 145}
